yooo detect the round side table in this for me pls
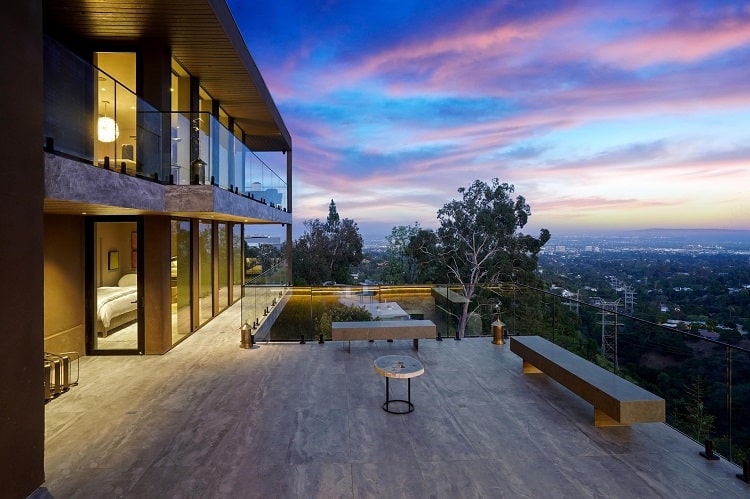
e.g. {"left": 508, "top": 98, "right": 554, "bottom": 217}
{"left": 374, "top": 355, "right": 424, "bottom": 414}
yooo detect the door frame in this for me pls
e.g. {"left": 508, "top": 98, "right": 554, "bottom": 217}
{"left": 85, "top": 216, "right": 144, "bottom": 355}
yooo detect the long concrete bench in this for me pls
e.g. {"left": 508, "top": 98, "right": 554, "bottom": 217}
{"left": 509, "top": 335, "right": 665, "bottom": 427}
{"left": 332, "top": 320, "right": 436, "bottom": 352}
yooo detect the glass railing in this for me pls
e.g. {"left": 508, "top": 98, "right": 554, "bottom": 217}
{"left": 262, "top": 282, "right": 749, "bottom": 466}
{"left": 245, "top": 152, "right": 286, "bottom": 208}
{"left": 268, "top": 284, "right": 495, "bottom": 343}
{"left": 161, "top": 111, "right": 286, "bottom": 204}
{"left": 43, "top": 34, "right": 164, "bottom": 180}
{"left": 505, "top": 283, "right": 750, "bottom": 467}
{"left": 240, "top": 261, "right": 289, "bottom": 331}
{"left": 42, "top": 35, "right": 287, "bottom": 201}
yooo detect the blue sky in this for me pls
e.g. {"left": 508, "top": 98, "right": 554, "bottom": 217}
{"left": 230, "top": 0, "right": 750, "bottom": 237}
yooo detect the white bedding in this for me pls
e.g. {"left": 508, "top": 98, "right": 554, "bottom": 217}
{"left": 96, "top": 285, "right": 137, "bottom": 328}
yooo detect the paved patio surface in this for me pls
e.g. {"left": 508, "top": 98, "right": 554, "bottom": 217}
{"left": 35, "top": 302, "right": 748, "bottom": 498}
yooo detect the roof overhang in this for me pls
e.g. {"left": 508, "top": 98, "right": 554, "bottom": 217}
{"left": 43, "top": 0, "right": 291, "bottom": 152}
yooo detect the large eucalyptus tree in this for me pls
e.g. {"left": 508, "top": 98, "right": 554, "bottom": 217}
{"left": 435, "top": 178, "right": 550, "bottom": 337}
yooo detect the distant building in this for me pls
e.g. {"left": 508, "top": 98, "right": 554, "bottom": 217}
{"left": 246, "top": 235, "right": 283, "bottom": 249}
{"left": 699, "top": 330, "right": 721, "bottom": 340}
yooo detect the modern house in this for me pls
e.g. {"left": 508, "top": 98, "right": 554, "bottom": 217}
{"left": 6, "top": 3, "right": 747, "bottom": 498}
{"left": 2, "top": 1, "right": 292, "bottom": 496}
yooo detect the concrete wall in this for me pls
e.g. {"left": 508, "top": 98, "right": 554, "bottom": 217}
{"left": 0, "top": 1, "right": 46, "bottom": 496}
{"left": 44, "top": 215, "right": 86, "bottom": 355}
{"left": 44, "top": 215, "right": 176, "bottom": 355}
{"left": 144, "top": 216, "right": 173, "bottom": 354}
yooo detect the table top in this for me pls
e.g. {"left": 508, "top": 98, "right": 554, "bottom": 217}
{"left": 374, "top": 355, "right": 425, "bottom": 379}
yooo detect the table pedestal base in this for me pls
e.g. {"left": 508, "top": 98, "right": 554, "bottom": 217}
{"left": 383, "top": 377, "right": 414, "bottom": 414}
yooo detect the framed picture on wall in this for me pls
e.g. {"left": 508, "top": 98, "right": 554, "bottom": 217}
{"left": 108, "top": 251, "right": 120, "bottom": 270}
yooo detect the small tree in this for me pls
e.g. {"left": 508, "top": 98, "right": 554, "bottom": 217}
{"left": 433, "top": 178, "right": 550, "bottom": 337}
{"left": 384, "top": 223, "right": 423, "bottom": 284}
{"left": 681, "top": 377, "right": 716, "bottom": 443}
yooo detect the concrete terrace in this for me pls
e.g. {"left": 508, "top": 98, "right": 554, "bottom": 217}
{"left": 36, "top": 302, "right": 748, "bottom": 498}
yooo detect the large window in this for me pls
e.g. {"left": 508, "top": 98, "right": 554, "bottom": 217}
{"left": 171, "top": 220, "right": 192, "bottom": 344}
{"left": 198, "top": 87, "right": 213, "bottom": 183}
{"left": 170, "top": 59, "right": 191, "bottom": 184}
{"left": 198, "top": 220, "right": 213, "bottom": 325}
{"left": 93, "top": 52, "right": 137, "bottom": 172}
{"left": 218, "top": 222, "right": 229, "bottom": 312}
{"left": 217, "top": 111, "right": 231, "bottom": 188}
{"left": 232, "top": 224, "right": 243, "bottom": 303}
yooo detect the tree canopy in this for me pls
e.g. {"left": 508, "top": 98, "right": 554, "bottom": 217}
{"left": 293, "top": 200, "right": 364, "bottom": 285}
{"left": 382, "top": 223, "right": 441, "bottom": 284}
{"left": 432, "top": 178, "right": 550, "bottom": 336}
{"left": 437, "top": 179, "right": 549, "bottom": 281}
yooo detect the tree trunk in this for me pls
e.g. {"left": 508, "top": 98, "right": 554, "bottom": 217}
{"left": 457, "top": 300, "right": 470, "bottom": 338}
{"left": 456, "top": 284, "right": 476, "bottom": 338}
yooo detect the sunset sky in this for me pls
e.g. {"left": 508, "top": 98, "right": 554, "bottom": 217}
{"left": 229, "top": 0, "right": 750, "bottom": 237}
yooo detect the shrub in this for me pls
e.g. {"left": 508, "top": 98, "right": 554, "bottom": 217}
{"left": 315, "top": 303, "right": 373, "bottom": 338}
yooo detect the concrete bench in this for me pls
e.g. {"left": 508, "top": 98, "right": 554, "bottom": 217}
{"left": 509, "top": 336, "right": 665, "bottom": 427}
{"left": 332, "top": 320, "right": 436, "bottom": 352}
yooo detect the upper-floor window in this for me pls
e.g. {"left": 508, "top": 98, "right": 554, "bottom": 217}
{"left": 171, "top": 58, "right": 190, "bottom": 112}
{"left": 218, "top": 107, "right": 230, "bottom": 128}
{"left": 94, "top": 52, "right": 137, "bottom": 168}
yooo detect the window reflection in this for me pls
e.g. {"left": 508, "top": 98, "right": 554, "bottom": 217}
{"left": 233, "top": 224, "right": 243, "bottom": 303}
{"left": 198, "top": 220, "right": 213, "bottom": 324}
{"left": 171, "top": 220, "right": 191, "bottom": 344}
{"left": 218, "top": 223, "right": 229, "bottom": 311}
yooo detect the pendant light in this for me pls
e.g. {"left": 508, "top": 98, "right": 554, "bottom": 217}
{"left": 98, "top": 100, "right": 119, "bottom": 143}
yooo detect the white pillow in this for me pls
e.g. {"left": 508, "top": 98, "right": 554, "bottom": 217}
{"left": 118, "top": 273, "right": 137, "bottom": 287}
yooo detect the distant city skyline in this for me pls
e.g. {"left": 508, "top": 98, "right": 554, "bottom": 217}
{"left": 236, "top": 0, "right": 750, "bottom": 237}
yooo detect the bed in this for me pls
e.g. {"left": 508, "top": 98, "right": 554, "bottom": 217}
{"left": 96, "top": 273, "right": 138, "bottom": 337}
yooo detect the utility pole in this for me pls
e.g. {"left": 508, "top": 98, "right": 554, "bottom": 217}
{"left": 623, "top": 285, "right": 635, "bottom": 314}
{"left": 599, "top": 299, "right": 620, "bottom": 371}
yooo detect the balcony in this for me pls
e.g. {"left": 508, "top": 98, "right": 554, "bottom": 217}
{"left": 42, "top": 35, "right": 289, "bottom": 223}
{"left": 40, "top": 298, "right": 748, "bottom": 497}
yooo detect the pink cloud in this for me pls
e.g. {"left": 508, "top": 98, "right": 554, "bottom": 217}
{"left": 311, "top": 5, "right": 586, "bottom": 94}
{"left": 252, "top": 1, "right": 750, "bottom": 234}
{"left": 597, "top": 15, "right": 750, "bottom": 68}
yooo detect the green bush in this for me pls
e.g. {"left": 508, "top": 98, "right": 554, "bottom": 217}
{"left": 315, "top": 302, "right": 373, "bottom": 338}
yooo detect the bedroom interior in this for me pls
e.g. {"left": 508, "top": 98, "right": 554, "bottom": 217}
{"left": 94, "top": 220, "right": 139, "bottom": 350}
